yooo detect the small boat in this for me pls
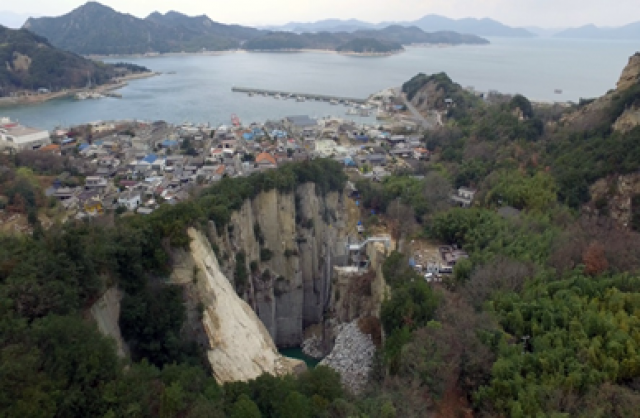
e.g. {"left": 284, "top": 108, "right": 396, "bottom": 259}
{"left": 248, "top": 92, "right": 255, "bottom": 97}
{"left": 274, "top": 94, "right": 281, "bottom": 99}
{"left": 330, "top": 99, "right": 339, "bottom": 105}
{"left": 346, "top": 108, "right": 359, "bottom": 116}
{"left": 554, "top": 89, "right": 563, "bottom": 94}
{"left": 296, "top": 96, "right": 305, "bottom": 102}
{"left": 231, "top": 114, "right": 241, "bottom": 127}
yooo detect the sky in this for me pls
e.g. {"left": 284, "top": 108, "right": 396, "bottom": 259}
{"left": 1, "top": 0, "right": 639, "bottom": 28}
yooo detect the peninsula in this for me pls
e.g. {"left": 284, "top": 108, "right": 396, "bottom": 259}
{"left": 0, "top": 25, "right": 153, "bottom": 106}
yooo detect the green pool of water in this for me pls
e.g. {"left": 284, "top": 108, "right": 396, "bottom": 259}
{"left": 279, "top": 347, "right": 321, "bottom": 368}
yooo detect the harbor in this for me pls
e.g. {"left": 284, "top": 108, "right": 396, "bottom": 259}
{"left": 231, "top": 86, "right": 369, "bottom": 104}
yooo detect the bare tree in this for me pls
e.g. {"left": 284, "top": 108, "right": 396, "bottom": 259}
{"left": 462, "top": 257, "right": 536, "bottom": 310}
{"left": 422, "top": 172, "right": 452, "bottom": 216}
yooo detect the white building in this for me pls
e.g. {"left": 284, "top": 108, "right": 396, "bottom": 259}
{"left": 118, "top": 190, "right": 142, "bottom": 211}
{"left": 0, "top": 117, "right": 51, "bottom": 151}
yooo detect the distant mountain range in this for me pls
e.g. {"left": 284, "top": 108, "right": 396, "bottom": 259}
{"left": 263, "top": 15, "right": 536, "bottom": 38}
{"left": 23, "top": 2, "right": 263, "bottom": 55}
{"left": 0, "top": 25, "right": 145, "bottom": 94}
{"left": 554, "top": 22, "right": 640, "bottom": 40}
{"left": 21, "top": 2, "right": 489, "bottom": 56}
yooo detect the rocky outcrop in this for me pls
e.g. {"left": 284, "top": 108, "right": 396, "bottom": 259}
{"left": 563, "top": 52, "right": 640, "bottom": 133}
{"left": 613, "top": 106, "right": 640, "bottom": 133}
{"left": 207, "top": 184, "right": 359, "bottom": 347}
{"left": 588, "top": 173, "right": 640, "bottom": 229}
{"left": 319, "top": 320, "right": 376, "bottom": 394}
{"left": 173, "top": 228, "right": 305, "bottom": 383}
{"left": 616, "top": 53, "right": 640, "bottom": 91}
{"left": 90, "top": 287, "right": 128, "bottom": 358}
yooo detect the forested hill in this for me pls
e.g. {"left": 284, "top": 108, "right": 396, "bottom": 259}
{"left": 353, "top": 25, "right": 489, "bottom": 45}
{"left": 243, "top": 26, "right": 487, "bottom": 51}
{"left": 336, "top": 38, "right": 403, "bottom": 54}
{"left": 0, "top": 25, "right": 147, "bottom": 94}
{"left": 3, "top": 48, "right": 640, "bottom": 415}
{"left": 23, "top": 2, "right": 488, "bottom": 55}
{"left": 23, "top": 2, "right": 263, "bottom": 55}
{"left": 351, "top": 52, "right": 640, "bottom": 416}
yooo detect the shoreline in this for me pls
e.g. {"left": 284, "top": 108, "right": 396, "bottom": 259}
{"left": 83, "top": 42, "right": 485, "bottom": 60}
{"left": 89, "top": 49, "right": 406, "bottom": 58}
{"left": 0, "top": 72, "right": 159, "bottom": 109}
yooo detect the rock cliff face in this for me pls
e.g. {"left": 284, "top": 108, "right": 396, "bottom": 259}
{"left": 173, "top": 228, "right": 306, "bottom": 383}
{"left": 563, "top": 52, "right": 640, "bottom": 133}
{"left": 90, "top": 183, "right": 382, "bottom": 385}
{"left": 613, "top": 106, "right": 640, "bottom": 133}
{"left": 588, "top": 173, "right": 640, "bottom": 229}
{"left": 206, "top": 184, "right": 359, "bottom": 347}
{"left": 616, "top": 53, "right": 640, "bottom": 91}
{"left": 90, "top": 287, "right": 129, "bottom": 358}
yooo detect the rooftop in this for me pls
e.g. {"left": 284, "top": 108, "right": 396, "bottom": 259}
{"left": 285, "top": 115, "right": 317, "bottom": 127}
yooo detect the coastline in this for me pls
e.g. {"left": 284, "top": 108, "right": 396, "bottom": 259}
{"left": 0, "top": 72, "right": 159, "bottom": 109}
{"left": 82, "top": 42, "right": 487, "bottom": 60}
{"left": 243, "top": 48, "right": 405, "bottom": 57}
{"left": 85, "top": 47, "right": 413, "bottom": 60}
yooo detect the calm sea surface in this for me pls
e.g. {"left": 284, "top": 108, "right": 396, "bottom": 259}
{"left": 2, "top": 37, "right": 638, "bottom": 130}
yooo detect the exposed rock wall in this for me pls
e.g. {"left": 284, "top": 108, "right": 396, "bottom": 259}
{"left": 588, "top": 173, "right": 640, "bottom": 229}
{"left": 616, "top": 53, "right": 640, "bottom": 91}
{"left": 89, "top": 287, "right": 129, "bottom": 358}
{"left": 332, "top": 241, "right": 391, "bottom": 324}
{"left": 613, "top": 106, "right": 640, "bottom": 133}
{"left": 563, "top": 52, "right": 640, "bottom": 133}
{"left": 173, "top": 228, "right": 305, "bottom": 383}
{"left": 207, "top": 184, "right": 358, "bottom": 347}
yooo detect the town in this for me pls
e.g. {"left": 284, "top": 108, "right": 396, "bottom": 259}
{"left": 0, "top": 86, "right": 480, "bottom": 279}
{"left": 0, "top": 87, "right": 459, "bottom": 216}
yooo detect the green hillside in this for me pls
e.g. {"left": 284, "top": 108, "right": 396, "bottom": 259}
{"left": 0, "top": 25, "right": 141, "bottom": 94}
{"left": 336, "top": 38, "right": 402, "bottom": 53}
{"left": 23, "top": 2, "right": 261, "bottom": 55}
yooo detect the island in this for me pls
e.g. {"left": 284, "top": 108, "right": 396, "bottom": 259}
{"left": 243, "top": 26, "right": 488, "bottom": 55}
{"left": 335, "top": 38, "right": 403, "bottom": 55}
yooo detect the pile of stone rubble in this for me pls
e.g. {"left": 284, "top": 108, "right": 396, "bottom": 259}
{"left": 302, "top": 335, "right": 324, "bottom": 359}
{"left": 319, "top": 320, "right": 376, "bottom": 394}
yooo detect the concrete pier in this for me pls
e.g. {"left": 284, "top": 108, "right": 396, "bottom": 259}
{"left": 231, "top": 86, "right": 368, "bottom": 104}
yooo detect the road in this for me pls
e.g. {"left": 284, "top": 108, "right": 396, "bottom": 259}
{"left": 399, "top": 92, "right": 433, "bottom": 129}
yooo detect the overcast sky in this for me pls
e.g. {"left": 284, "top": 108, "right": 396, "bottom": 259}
{"left": 2, "top": 0, "right": 639, "bottom": 28}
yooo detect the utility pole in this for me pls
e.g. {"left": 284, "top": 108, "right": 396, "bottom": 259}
{"left": 521, "top": 335, "right": 530, "bottom": 354}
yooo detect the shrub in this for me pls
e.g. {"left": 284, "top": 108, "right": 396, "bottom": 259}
{"left": 260, "top": 248, "right": 273, "bottom": 262}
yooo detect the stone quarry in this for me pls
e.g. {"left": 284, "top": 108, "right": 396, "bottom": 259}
{"left": 319, "top": 320, "right": 377, "bottom": 394}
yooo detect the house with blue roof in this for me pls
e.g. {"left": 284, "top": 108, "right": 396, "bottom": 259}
{"left": 142, "top": 153, "right": 158, "bottom": 164}
{"left": 161, "top": 139, "right": 179, "bottom": 149}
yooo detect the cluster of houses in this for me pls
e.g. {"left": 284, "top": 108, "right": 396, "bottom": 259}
{"left": 7, "top": 110, "right": 438, "bottom": 218}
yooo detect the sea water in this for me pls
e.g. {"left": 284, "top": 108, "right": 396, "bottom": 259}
{"left": 2, "top": 37, "right": 637, "bottom": 129}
